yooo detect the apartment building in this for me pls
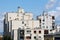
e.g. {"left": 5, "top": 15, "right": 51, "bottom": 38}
{"left": 4, "top": 7, "right": 44, "bottom": 40}
{"left": 4, "top": 7, "right": 57, "bottom": 40}
{"left": 37, "top": 11, "right": 55, "bottom": 34}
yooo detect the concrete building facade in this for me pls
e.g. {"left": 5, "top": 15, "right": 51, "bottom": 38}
{"left": 4, "top": 7, "right": 44, "bottom": 40}
{"left": 37, "top": 11, "right": 55, "bottom": 34}
{"left": 4, "top": 7, "right": 59, "bottom": 40}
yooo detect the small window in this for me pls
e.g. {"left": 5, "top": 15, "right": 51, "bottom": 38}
{"left": 39, "top": 19, "right": 41, "bottom": 23}
{"left": 9, "top": 17, "right": 11, "bottom": 19}
{"left": 26, "top": 36, "right": 31, "bottom": 39}
{"left": 50, "top": 30, "right": 52, "bottom": 31}
{"left": 20, "top": 37, "right": 24, "bottom": 39}
{"left": 34, "top": 31, "right": 36, "bottom": 34}
{"left": 52, "top": 16, "right": 55, "bottom": 20}
{"left": 43, "top": 19, "right": 45, "bottom": 21}
{"left": 20, "top": 30, "right": 24, "bottom": 35}
{"left": 39, "top": 31, "right": 41, "bottom": 34}
{"left": 52, "top": 26, "right": 54, "bottom": 29}
{"left": 25, "top": 24, "right": 26, "bottom": 26}
{"left": 34, "top": 36, "right": 36, "bottom": 39}
{"left": 40, "top": 25, "right": 41, "bottom": 26}
{"left": 44, "top": 30, "right": 48, "bottom": 34}
{"left": 46, "top": 26, "right": 48, "bottom": 28}
{"left": 27, "top": 30, "right": 31, "bottom": 33}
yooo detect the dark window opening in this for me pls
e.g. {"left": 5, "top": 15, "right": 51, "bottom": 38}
{"left": 27, "top": 30, "right": 31, "bottom": 33}
{"left": 39, "top": 31, "right": 41, "bottom": 34}
{"left": 44, "top": 30, "right": 48, "bottom": 34}
{"left": 20, "top": 37, "right": 24, "bottom": 39}
{"left": 34, "top": 31, "right": 36, "bottom": 34}
{"left": 34, "top": 36, "right": 36, "bottom": 39}
{"left": 43, "top": 19, "right": 45, "bottom": 21}
{"left": 25, "top": 24, "right": 26, "bottom": 26}
{"left": 39, "top": 36, "right": 41, "bottom": 38}
{"left": 52, "top": 16, "right": 55, "bottom": 20}
{"left": 26, "top": 36, "right": 31, "bottom": 39}
{"left": 52, "top": 26, "right": 54, "bottom": 29}
{"left": 27, "top": 30, "right": 31, "bottom": 32}
{"left": 20, "top": 30, "right": 24, "bottom": 35}
{"left": 50, "top": 30, "right": 52, "bottom": 31}
{"left": 46, "top": 26, "right": 48, "bottom": 28}
{"left": 39, "top": 19, "right": 41, "bottom": 23}
{"left": 22, "top": 21, "right": 24, "bottom": 24}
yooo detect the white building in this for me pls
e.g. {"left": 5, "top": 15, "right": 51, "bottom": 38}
{"left": 4, "top": 8, "right": 56, "bottom": 40}
{"left": 4, "top": 7, "right": 44, "bottom": 40}
{"left": 37, "top": 11, "right": 55, "bottom": 34}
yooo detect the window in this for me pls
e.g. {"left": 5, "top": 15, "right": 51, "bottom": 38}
{"left": 44, "top": 30, "right": 48, "bottom": 34}
{"left": 27, "top": 30, "right": 31, "bottom": 32}
{"left": 40, "top": 25, "right": 41, "bottom": 26}
{"left": 22, "top": 21, "right": 24, "bottom": 24}
{"left": 52, "top": 26, "right": 54, "bottom": 29}
{"left": 34, "top": 31, "right": 36, "bottom": 34}
{"left": 9, "top": 17, "right": 11, "bottom": 19}
{"left": 39, "top": 19, "right": 41, "bottom": 23}
{"left": 20, "top": 37, "right": 24, "bottom": 39}
{"left": 27, "top": 30, "right": 31, "bottom": 33}
{"left": 50, "top": 30, "right": 52, "bottom": 31}
{"left": 39, "top": 36, "right": 41, "bottom": 38}
{"left": 43, "top": 18, "right": 45, "bottom": 22}
{"left": 52, "top": 16, "right": 55, "bottom": 20}
{"left": 46, "top": 26, "right": 48, "bottom": 28}
{"left": 25, "top": 24, "right": 26, "bottom": 26}
{"left": 34, "top": 36, "right": 36, "bottom": 39}
{"left": 39, "top": 31, "right": 41, "bottom": 34}
{"left": 20, "top": 30, "right": 24, "bottom": 35}
{"left": 26, "top": 36, "right": 31, "bottom": 39}
{"left": 43, "top": 19, "right": 45, "bottom": 22}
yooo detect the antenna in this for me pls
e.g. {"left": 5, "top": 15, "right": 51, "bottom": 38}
{"left": 42, "top": 11, "right": 45, "bottom": 16}
{"left": 18, "top": 6, "right": 20, "bottom": 9}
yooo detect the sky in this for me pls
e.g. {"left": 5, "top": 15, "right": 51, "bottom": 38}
{"left": 0, "top": 0, "right": 60, "bottom": 32}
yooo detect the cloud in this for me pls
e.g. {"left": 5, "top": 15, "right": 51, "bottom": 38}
{"left": 56, "top": 7, "right": 60, "bottom": 11}
{"left": 48, "top": 10, "right": 58, "bottom": 18}
{"left": 45, "top": 0, "right": 57, "bottom": 10}
{"left": 50, "top": 0, "right": 55, "bottom": 2}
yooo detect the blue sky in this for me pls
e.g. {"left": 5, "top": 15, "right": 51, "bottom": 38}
{"left": 0, "top": 0, "right": 60, "bottom": 32}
